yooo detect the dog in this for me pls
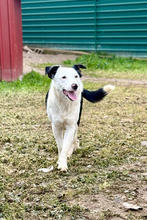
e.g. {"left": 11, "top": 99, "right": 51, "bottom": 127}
{"left": 45, "top": 64, "right": 115, "bottom": 171}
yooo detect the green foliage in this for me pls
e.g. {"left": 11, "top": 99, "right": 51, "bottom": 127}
{"left": 64, "top": 52, "right": 146, "bottom": 71}
{"left": 63, "top": 52, "right": 147, "bottom": 79}
{"left": 0, "top": 71, "right": 51, "bottom": 93}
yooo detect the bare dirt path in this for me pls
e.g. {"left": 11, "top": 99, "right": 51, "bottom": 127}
{"left": 23, "top": 51, "right": 79, "bottom": 75}
{"left": 83, "top": 76, "right": 147, "bottom": 86}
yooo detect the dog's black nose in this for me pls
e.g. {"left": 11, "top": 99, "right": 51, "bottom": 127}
{"left": 71, "top": 83, "right": 78, "bottom": 90}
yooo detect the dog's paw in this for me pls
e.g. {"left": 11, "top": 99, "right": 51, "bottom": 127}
{"left": 58, "top": 161, "right": 68, "bottom": 172}
{"left": 67, "top": 148, "right": 74, "bottom": 158}
{"left": 73, "top": 139, "right": 80, "bottom": 151}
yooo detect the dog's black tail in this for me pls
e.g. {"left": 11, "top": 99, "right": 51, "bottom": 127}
{"left": 82, "top": 85, "right": 115, "bottom": 103}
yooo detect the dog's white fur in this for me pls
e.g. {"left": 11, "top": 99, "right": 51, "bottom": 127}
{"left": 46, "top": 67, "right": 83, "bottom": 171}
{"left": 46, "top": 66, "right": 115, "bottom": 171}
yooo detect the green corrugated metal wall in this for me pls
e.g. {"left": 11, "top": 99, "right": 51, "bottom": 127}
{"left": 21, "top": 0, "right": 96, "bottom": 51}
{"left": 21, "top": 0, "right": 147, "bottom": 56}
{"left": 97, "top": 0, "right": 147, "bottom": 56}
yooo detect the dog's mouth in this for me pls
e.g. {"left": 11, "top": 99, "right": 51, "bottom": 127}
{"left": 63, "top": 89, "right": 77, "bottom": 101}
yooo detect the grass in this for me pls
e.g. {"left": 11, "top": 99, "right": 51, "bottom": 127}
{"left": 0, "top": 64, "right": 147, "bottom": 219}
{"left": 31, "top": 62, "right": 54, "bottom": 70}
{"left": 63, "top": 52, "right": 147, "bottom": 80}
{"left": 0, "top": 71, "right": 51, "bottom": 92}
{"left": 32, "top": 52, "right": 147, "bottom": 80}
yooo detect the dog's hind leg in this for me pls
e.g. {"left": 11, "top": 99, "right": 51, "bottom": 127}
{"left": 73, "top": 126, "right": 80, "bottom": 151}
{"left": 58, "top": 125, "right": 76, "bottom": 171}
{"left": 67, "top": 125, "right": 79, "bottom": 158}
{"left": 52, "top": 124, "right": 63, "bottom": 163}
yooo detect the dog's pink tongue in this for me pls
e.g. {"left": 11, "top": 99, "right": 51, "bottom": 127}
{"left": 68, "top": 91, "right": 77, "bottom": 101}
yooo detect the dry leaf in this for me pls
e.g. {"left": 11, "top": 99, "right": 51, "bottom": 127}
{"left": 123, "top": 202, "right": 142, "bottom": 211}
{"left": 38, "top": 165, "right": 54, "bottom": 173}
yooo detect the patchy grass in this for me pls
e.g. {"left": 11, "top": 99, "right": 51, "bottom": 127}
{"left": 0, "top": 71, "right": 147, "bottom": 219}
{"left": 32, "top": 62, "right": 54, "bottom": 70}
{"left": 29, "top": 52, "right": 147, "bottom": 80}
{"left": 63, "top": 52, "right": 147, "bottom": 80}
{"left": 0, "top": 71, "right": 51, "bottom": 92}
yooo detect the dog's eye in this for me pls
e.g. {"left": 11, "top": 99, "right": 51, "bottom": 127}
{"left": 62, "top": 76, "right": 66, "bottom": 79}
{"left": 75, "top": 75, "right": 78, "bottom": 78}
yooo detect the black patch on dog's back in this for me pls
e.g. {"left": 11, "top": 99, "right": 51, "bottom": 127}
{"left": 45, "top": 90, "right": 49, "bottom": 108}
{"left": 77, "top": 95, "right": 83, "bottom": 126}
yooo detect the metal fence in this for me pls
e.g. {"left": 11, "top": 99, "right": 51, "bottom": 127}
{"left": 21, "top": 0, "right": 147, "bottom": 56}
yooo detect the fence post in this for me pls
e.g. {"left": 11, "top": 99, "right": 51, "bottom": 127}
{"left": 0, "top": 0, "right": 23, "bottom": 81}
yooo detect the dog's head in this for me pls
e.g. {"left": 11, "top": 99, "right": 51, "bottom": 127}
{"left": 45, "top": 64, "right": 86, "bottom": 101}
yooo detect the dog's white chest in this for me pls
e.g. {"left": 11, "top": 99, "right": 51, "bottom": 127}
{"left": 47, "top": 97, "right": 80, "bottom": 126}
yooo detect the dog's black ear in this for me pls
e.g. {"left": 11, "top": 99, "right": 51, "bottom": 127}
{"left": 72, "top": 64, "right": 86, "bottom": 77}
{"left": 45, "top": 65, "right": 60, "bottom": 79}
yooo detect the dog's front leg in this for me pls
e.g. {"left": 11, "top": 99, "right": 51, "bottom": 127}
{"left": 58, "top": 125, "right": 75, "bottom": 171}
{"left": 52, "top": 124, "right": 63, "bottom": 163}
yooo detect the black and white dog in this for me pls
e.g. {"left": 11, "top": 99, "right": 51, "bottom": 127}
{"left": 45, "top": 64, "right": 115, "bottom": 171}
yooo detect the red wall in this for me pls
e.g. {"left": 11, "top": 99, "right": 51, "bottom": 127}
{"left": 0, "top": 0, "right": 23, "bottom": 81}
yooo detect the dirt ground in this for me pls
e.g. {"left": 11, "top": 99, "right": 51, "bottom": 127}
{"left": 23, "top": 51, "right": 79, "bottom": 75}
